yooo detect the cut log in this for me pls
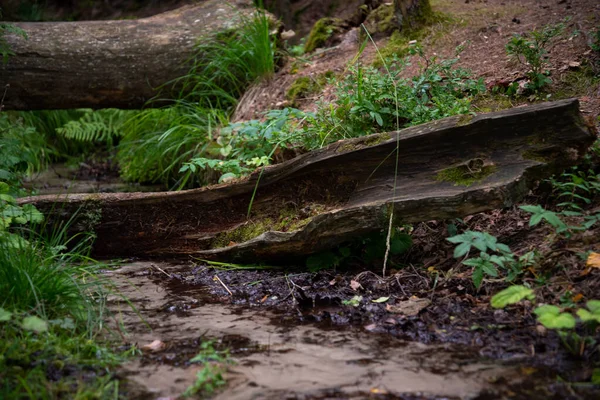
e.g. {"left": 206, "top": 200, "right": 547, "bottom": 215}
{"left": 0, "top": 0, "right": 257, "bottom": 111}
{"left": 19, "top": 99, "right": 597, "bottom": 262}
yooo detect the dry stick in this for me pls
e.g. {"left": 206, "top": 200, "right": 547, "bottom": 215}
{"left": 214, "top": 274, "right": 233, "bottom": 296}
{"left": 150, "top": 263, "right": 171, "bottom": 278}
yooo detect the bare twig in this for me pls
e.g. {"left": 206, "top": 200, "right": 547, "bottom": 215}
{"left": 214, "top": 274, "right": 233, "bottom": 296}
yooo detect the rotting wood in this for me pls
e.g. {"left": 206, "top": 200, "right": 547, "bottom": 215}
{"left": 19, "top": 99, "right": 597, "bottom": 262}
{"left": 0, "top": 0, "right": 258, "bottom": 110}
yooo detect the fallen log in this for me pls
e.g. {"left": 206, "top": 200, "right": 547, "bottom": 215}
{"left": 0, "top": 0, "right": 257, "bottom": 110}
{"left": 19, "top": 99, "right": 597, "bottom": 262}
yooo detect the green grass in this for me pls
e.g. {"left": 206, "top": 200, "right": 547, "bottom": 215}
{"left": 173, "top": 9, "right": 275, "bottom": 110}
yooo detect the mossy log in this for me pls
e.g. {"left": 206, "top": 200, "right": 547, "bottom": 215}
{"left": 0, "top": 0, "right": 257, "bottom": 110}
{"left": 19, "top": 99, "right": 597, "bottom": 262}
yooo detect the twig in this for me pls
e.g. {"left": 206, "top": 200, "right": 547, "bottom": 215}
{"left": 150, "top": 263, "right": 171, "bottom": 278}
{"left": 214, "top": 274, "right": 233, "bottom": 296}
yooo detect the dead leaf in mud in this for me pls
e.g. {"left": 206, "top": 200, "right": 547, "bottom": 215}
{"left": 371, "top": 388, "right": 388, "bottom": 394}
{"left": 364, "top": 323, "right": 378, "bottom": 332}
{"left": 586, "top": 252, "right": 600, "bottom": 269}
{"left": 142, "top": 340, "right": 166, "bottom": 352}
{"left": 386, "top": 297, "right": 431, "bottom": 316}
{"left": 350, "top": 280, "right": 362, "bottom": 291}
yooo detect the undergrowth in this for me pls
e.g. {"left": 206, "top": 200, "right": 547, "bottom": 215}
{"left": 0, "top": 140, "right": 130, "bottom": 398}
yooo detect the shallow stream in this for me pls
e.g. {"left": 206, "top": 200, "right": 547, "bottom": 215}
{"left": 105, "top": 262, "right": 577, "bottom": 400}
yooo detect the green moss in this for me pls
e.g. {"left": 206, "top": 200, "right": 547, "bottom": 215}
{"left": 472, "top": 93, "right": 516, "bottom": 113}
{"left": 212, "top": 219, "right": 273, "bottom": 248}
{"left": 550, "top": 65, "right": 600, "bottom": 100}
{"left": 435, "top": 160, "right": 497, "bottom": 186}
{"left": 304, "top": 17, "right": 342, "bottom": 53}
{"left": 373, "top": 10, "right": 453, "bottom": 67}
{"left": 456, "top": 114, "right": 474, "bottom": 126}
{"left": 364, "top": 132, "right": 392, "bottom": 146}
{"left": 522, "top": 149, "right": 552, "bottom": 163}
{"left": 336, "top": 132, "right": 392, "bottom": 153}
{"left": 363, "top": 4, "right": 396, "bottom": 36}
{"left": 286, "top": 71, "right": 334, "bottom": 103}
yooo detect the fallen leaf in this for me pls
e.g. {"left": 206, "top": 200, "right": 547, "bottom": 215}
{"left": 568, "top": 61, "right": 581, "bottom": 68}
{"left": 142, "top": 339, "right": 166, "bottom": 352}
{"left": 350, "top": 280, "right": 362, "bottom": 291}
{"left": 586, "top": 252, "right": 600, "bottom": 269}
{"left": 364, "top": 323, "right": 378, "bottom": 332}
{"left": 386, "top": 297, "right": 431, "bottom": 316}
{"left": 371, "top": 388, "right": 388, "bottom": 394}
{"left": 372, "top": 296, "right": 390, "bottom": 303}
{"left": 572, "top": 293, "right": 584, "bottom": 303}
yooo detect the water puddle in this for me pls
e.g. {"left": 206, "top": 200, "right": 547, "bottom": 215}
{"left": 104, "top": 262, "right": 553, "bottom": 399}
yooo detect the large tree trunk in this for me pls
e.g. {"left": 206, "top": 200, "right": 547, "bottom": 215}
{"left": 0, "top": 0, "right": 257, "bottom": 111}
{"left": 19, "top": 99, "right": 596, "bottom": 263}
{"left": 394, "top": 0, "right": 432, "bottom": 30}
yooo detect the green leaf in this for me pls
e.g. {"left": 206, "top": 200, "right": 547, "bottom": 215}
{"left": 372, "top": 296, "right": 390, "bottom": 303}
{"left": 534, "top": 305, "right": 576, "bottom": 330}
{"left": 592, "top": 368, "right": 600, "bottom": 385}
{"left": 576, "top": 309, "right": 600, "bottom": 324}
{"left": 491, "top": 285, "right": 535, "bottom": 309}
{"left": 530, "top": 213, "right": 543, "bottom": 226}
{"left": 453, "top": 242, "right": 471, "bottom": 258}
{"left": 21, "top": 316, "right": 48, "bottom": 333}
{"left": 390, "top": 233, "right": 412, "bottom": 255}
{"left": 482, "top": 263, "right": 498, "bottom": 277}
{"left": 342, "top": 295, "right": 363, "bottom": 307}
{"left": 0, "top": 308, "right": 13, "bottom": 322}
{"left": 534, "top": 304, "right": 561, "bottom": 317}
{"left": 20, "top": 204, "right": 44, "bottom": 224}
{"left": 586, "top": 300, "right": 600, "bottom": 313}
{"left": 49, "top": 317, "right": 76, "bottom": 330}
{"left": 472, "top": 267, "right": 484, "bottom": 289}
{"left": 0, "top": 182, "right": 9, "bottom": 194}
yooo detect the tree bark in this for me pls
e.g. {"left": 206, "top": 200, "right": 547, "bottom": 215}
{"left": 19, "top": 99, "right": 596, "bottom": 262}
{"left": 394, "top": 0, "right": 432, "bottom": 30}
{"left": 0, "top": 0, "right": 256, "bottom": 111}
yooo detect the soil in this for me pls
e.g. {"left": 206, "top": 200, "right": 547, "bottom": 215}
{"left": 234, "top": 0, "right": 600, "bottom": 122}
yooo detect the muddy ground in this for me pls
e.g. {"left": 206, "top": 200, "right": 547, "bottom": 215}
{"left": 104, "top": 184, "right": 600, "bottom": 399}
{"left": 107, "top": 254, "right": 599, "bottom": 399}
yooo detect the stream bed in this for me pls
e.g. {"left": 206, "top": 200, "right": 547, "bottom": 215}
{"left": 105, "top": 262, "right": 591, "bottom": 400}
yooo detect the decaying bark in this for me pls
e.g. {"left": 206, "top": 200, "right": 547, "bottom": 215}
{"left": 0, "top": 0, "right": 256, "bottom": 110}
{"left": 19, "top": 99, "right": 596, "bottom": 262}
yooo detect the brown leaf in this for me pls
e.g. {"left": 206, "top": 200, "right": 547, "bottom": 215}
{"left": 142, "top": 339, "right": 166, "bottom": 352}
{"left": 350, "top": 280, "right": 362, "bottom": 291}
{"left": 386, "top": 297, "right": 431, "bottom": 316}
{"left": 586, "top": 252, "right": 600, "bottom": 269}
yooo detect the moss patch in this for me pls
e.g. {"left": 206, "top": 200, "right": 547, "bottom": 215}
{"left": 456, "top": 113, "right": 475, "bottom": 126}
{"left": 372, "top": 11, "right": 452, "bottom": 67}
{"left": 363, "top": 4, "right": 396, "bottom": 37}
{"left": 336, "top": 132, "right": 393, "bottom": 153}
{"left": 304, "top": 17, "right": 343, "bottom": 53}
{"left": 211, "top": 203, "right": 329, "bottom": 248}
{"left": 286, "top": 71, "right": 334, "bottom": 104}
{"left": 212, "top": 219, "right": 273, "bottom": 248}
{"left": 435, "top": 159, "right": 497, "bottom": 186}
{"left": 550, "top": 65, "right": 600, "bottom": 100}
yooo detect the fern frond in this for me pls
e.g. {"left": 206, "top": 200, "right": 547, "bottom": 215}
{"left": 56, "top": 109, "right": 133, "bottom": 143}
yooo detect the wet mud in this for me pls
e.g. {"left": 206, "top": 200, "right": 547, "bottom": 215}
{"left": 105, "top": 262, "right": 600, "bottom": 400}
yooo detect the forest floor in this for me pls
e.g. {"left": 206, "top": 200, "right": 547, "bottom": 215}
{"left": 104, "top": 0, "right": 600, "bottom": 398}
{"left": 10, "top": 0, "right": 600, "bottom": 398}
